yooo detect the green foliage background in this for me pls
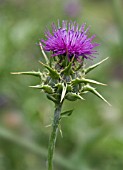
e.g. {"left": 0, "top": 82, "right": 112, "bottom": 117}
{"left": 0, "top": 0, "right": 123, "bottom": 169}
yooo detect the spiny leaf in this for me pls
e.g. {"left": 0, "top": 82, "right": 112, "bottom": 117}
{"left": 60, "top": 83, "right": 67, "bottom": 103}
{"left": 11, "top": 71, "right": 42, "bottom": 78}
{"left": 85, "top": 57, "right": 109, "bottom": 74}
{"left": 83, "top": 85, "right": 111, "bottom": 106}
{"left": 61, "top": 109, "right": 74, "bottom": 117}
{"left": 72, "top": 78, "right": 107, "bottom": 86}
{"left": 39, "top": 61, "right": 60, "bottom": 79}
{"left": 65, "top": 92, "right": 84, "bottom": 101}
{"left": 30, "top": 85, "right": 53, "bottom": 94}
{"left": 39, "top": 42, "right": 49, "bottom": 64}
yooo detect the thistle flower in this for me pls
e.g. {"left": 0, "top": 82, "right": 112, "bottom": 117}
{"left": 41, "top": 20, "right": 99, "bottom": 61}
{"left": 12, "top": 20, "right": 110, "bottom": 170}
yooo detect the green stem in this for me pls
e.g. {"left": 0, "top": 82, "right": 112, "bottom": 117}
{"left": 48, "top": 103, "right": 62, "bottom": 170}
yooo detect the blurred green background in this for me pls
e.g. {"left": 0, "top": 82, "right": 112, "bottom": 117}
{"left": 0, "top": 0, "right": 123, "bottom": 170}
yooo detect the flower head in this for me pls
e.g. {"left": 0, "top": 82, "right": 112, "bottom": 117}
{"left": 41, "top": 21, "right": 99, "bottom": 61}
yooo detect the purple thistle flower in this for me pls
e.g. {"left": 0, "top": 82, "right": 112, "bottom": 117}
{"left": 41, "top": 21, "right": 99, "bottom": 61}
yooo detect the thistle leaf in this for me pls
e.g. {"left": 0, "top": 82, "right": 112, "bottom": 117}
{"left": 30, "top": 85, "right": 53, "bottom": 94}
{"left": 83, "top": 85, "right": 111, "bottom": 106}
{"left": 39, "top": 61, "right": 60, "bottom": 79}
{"left": 72, "top": 78, "right": 107, "bottom": 86}
{"left": 61, "top": 109, "right": 74, "bottom": 117}
{"left": 85, "top": 57, "right": 109, "bottom": 74}
{"left": 39, "top": 42, "right": 49, "bottom": 64}
{"left": 60, "top": 83, "right": 67, "bottom": 103}
{"left": 11, "top": 71, "right": 42, "bottom": 78}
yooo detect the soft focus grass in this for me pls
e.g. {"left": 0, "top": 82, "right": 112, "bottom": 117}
{"left": 0, "top": 0, "right": 123, "bottom": 170}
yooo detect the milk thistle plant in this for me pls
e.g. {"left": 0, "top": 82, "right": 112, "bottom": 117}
{"left": 12, "top": 20, "right": 110, "bottom": 170}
